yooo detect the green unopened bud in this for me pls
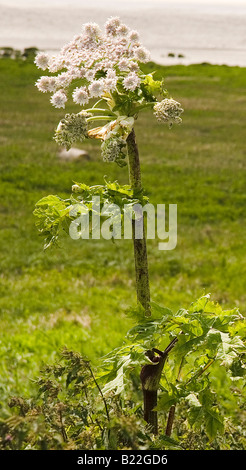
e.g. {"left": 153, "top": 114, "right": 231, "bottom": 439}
{"left": 54, "top": 112, "right": 90, "bottom": 150}
{"left": 101, "top": 136, "right": 127, "bottom": 166}
{"left": 154, "top": 98, "right": 183, "bottom": 127}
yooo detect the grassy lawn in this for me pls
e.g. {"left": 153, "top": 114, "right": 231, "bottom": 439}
{"left": 0, "top": 58, "right": 245, "bottom": 416}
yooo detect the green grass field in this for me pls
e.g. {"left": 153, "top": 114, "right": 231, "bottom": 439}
{"left": 0, "top": 58, "right": 245, "bottom": 417}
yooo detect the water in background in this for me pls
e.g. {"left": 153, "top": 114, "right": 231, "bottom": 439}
{"left": 0, "top": 0, "right": 246, "bottom": 66}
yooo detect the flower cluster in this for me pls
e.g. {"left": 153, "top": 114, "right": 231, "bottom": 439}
{"left": 153, "top": 98, "right": 184, "bottom": 126}
{"left": 101, "top": 136, "right": 127, "bottom": 166}
{"left": 35, "top": 17, "right": 183, "bottom": 166}
{"left": 35, "top": 17, "right": 151, "bottom": 108}
{"left": 54, "top": 112, "right": 90, "bottom": 149}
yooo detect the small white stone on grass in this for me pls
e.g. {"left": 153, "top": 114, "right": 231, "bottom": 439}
{"left": 58, "top": 147, "right": 90, "bottom": 161}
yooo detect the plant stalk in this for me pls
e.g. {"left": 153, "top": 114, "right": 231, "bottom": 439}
{"left": 165, "top": 405, "right": 176, "bottom": 437}
{"left": 165, "top": 356, "right": 184, "bottom": 437}
{"left": 140, "top": 339, "right": 178, "bottom": 434}
{"left": 126, "top": 128, "right": 151, "bottom": 315}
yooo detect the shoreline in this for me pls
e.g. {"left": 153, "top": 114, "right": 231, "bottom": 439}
{"left": 1, "top": 52, "right": 246, "bottom": 69}
{"left": 1, "top": 3, "right": 246, "bottom": 68}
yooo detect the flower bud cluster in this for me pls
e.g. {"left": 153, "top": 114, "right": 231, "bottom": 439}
{"left": 101, "top": 135, "right": 127, "bottom": 167}
{"left": 153, "top": 99, "right": 184, "bottom": 126}
{"left": 54, "top": 112, "right": 90, "bottom": 149}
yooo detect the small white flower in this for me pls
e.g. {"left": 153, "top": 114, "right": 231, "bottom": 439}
{"left": 128, "top": 30, "right": 140, "bottom": 43}
{"left": 48, "top": 54, "right": 65, "bottom": 73}
{"left": 36, "top": 76, "right": 57, "bottom": 93}
{"left": 129, "top": 62, "right": 139, "bottom": 73}
{"left": 78, "top": 67, "right": 86, "bottom": 78}
{"left": 106, "top": 69, "right": 117, "bottom": 80}
{"left": 85, "top": 69, "right": 96, "bottom": 82}
{"left": 83, "top": 22, "right": 102, "bottom": 39}
{"left": 105, "top": 16, "right": 121, "bottom": 36}
{"left": 88, "top": 79, "right": 105, "bottom": 98}
{"left": 104, "top": 78, "right": 117, "bottom": 92}
{"left": 118, "top": 58, "right": 130, "bottom": 72}
{"left": 50, "top": 90, "right": 67, "bottom": 108}
{"left": 34, "top": 52, "right": 50, "bottom": 70}
{"left": 117, "top": 24, "right": 129, "bottom": 36}
{"left": 72, "top": 86, "right": 89, "bottom": 105}
{"left": 56, "top": 71, "right": 72, "bottom": 88}
{"left": 123, "top": 72, "right": 141, "bottom": 92}
{"left": 134, "top": 46, "right": 151, "bottom": 63}
{"left": 102, "top": 60, "right": 114, "bottom": 71}
{"left": 103, "top": 69, "right": 117, "bottom": 92}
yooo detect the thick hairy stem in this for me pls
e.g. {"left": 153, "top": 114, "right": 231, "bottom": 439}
{"left": 140, "top": 354, "right": 166, "bottom": 435}
{"left": 127, "top": 129, "right": 178, "bottom": 434}
{"left": 140, "top": 339, "right": 178, "bottom": 435}
{"left": 143, "top": 390, "right": 158, "bottom": 433}
{"left": 126, "top": 129, "right": 150, "bottom": 315}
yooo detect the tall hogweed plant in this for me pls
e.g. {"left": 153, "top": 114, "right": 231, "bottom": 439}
{"left": 2, "top": 18, "right": 245, "bottom": 450}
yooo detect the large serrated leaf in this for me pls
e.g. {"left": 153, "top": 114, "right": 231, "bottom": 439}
{"left": 204, "top": 408, "right": 224, "bottom": 440}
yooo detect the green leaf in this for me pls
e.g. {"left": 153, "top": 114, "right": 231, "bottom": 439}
{"left": 156, "top": 391, "right": 177, "bottom": 412}
{"left": 230, "top": 359, "right": 246, "bottom": 378}
{"left": 187, "top": 404, "right": 204, "bottom": 429}
{"left": 126, "top": 321, "right": 160, "bottom": 342}
{"left": 205, "top": 328, "right": 223, "bottom": 353}
{"left": 190, "top": 294, "right": 211, "bottom": 313}
{"left": 150, "top": 302, "right": 173, "bottom": 321}
{"left": 154, "top": 435, "right": 183, "bottom": 450}
{"left": 33, "top": 195, "right": 72, "bottom": 248}
{"left": 101, "top": 364, "right": 126, "bottom": 395}
{"left": 142, "top": 74, "right": 167, "bottom": 99}
{"left": 174, "top": 334, "right": 206, "bottom": 356}
{"left": 204, "top": 407, "right": 224, "bottom": 440}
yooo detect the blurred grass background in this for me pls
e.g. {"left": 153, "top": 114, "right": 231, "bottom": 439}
{"left": 0, "top": 58, "right": 245, "bottom": 414}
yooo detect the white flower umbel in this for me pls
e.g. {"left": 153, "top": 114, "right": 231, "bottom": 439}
{"left": 35, "top": 16, "right": 183, "bottom": 167}
{"left": 105, "top": 16, "right": 121, "bottom": 36}
{"left": 88, "top": 80, "right": 105, "bottom": 98}
{"left": 123, "top": 72, "right": 141, "bottom": 92}
{"left": 35, "top": 17, "right": 151, "bottom": 108}
{"left": 72, "top": 86, "right": 89, "bottom": 106}
{"left": 118, "top": 58, "right": 131, "bottom": 72}
{"left": 83, "top": 22, "right": 102, "bottom": 40}
{"left": 154, "top": 98, "right": 184, "bottom": 126}
{"left": 134, "top": 46, "right": 151, "bottom": 63}
{"left": 34, "top": 52, "right": 50, "bottom": 70}
{"left": 50, "top": 90, "right": 67, "bottom": 108}
{"left": 36, "top": 76, "right": 57, "bottom": 93}
{"left": 128, "top": 30, "right": 140, "bottom": 43}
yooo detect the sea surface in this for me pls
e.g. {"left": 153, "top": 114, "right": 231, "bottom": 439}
{"left": 0, "top": 0, "right": 246, "bottom": 66}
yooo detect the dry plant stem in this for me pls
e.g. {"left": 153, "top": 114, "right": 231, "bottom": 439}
{"left": 126, "top": 129, "right": 151, "bottom": 315}
{"left": 165, "top": 355, "right": 183, "bottom": 437}
{"left": 58, "top": 405, "right": 68, "bottom": 442}
{"left": 165, "top": 405, "right": 176, "bottom": 437}
{"left": 165, "top": 357, "right": 215, "bottom": 437}
{"left": 87, "top": 362, "right": 110, "bottom": 423}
